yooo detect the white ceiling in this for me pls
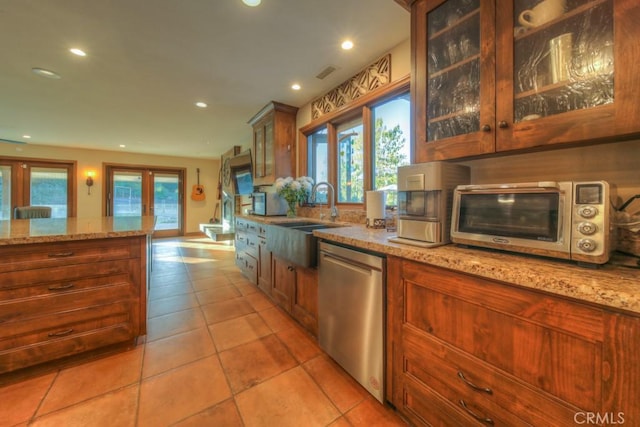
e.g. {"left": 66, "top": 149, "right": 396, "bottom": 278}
{"left": 0, "top": 0, "right": 409, "bottom": 159}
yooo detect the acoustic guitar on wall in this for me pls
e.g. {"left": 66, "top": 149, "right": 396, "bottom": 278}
{"left": 191, "top": 168, "right": 205, "bottom": 201}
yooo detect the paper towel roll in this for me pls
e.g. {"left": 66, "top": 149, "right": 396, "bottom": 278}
{"left": 366, "top": 190, "right": 386, "bottom": 229}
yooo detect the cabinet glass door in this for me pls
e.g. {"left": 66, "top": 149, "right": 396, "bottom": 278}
{"left": 513, "top": 0, "right": 614, "bottom": 123}
{"left": 426, "top": 0, "right": 481, "bottom": 141}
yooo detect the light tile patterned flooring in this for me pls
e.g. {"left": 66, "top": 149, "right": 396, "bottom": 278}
{"left": 1, "top": 237, "right": 409, "bottom": 426}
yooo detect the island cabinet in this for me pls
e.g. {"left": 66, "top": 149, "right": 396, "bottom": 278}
{"left": 0, "top": 236, "right": 147, "bottom": 374}
{"left": 256, "top": 224, "right": 272, "bottom": 296}
{"left": 248, "top": 101, "right": 298, "bottom": 186}
{"left": 386, "top": 256, "right": 640, "bottom": 426}
{"left": 412, "top": 0, "right": 640, "bottom": 162}
{"left": 271, "top": 255, "right": 318, "bottom": 336}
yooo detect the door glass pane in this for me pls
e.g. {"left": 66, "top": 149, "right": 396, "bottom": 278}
{"left": 372, "top": 94, "right": 411, "bottom": 206}
{"left": 0, "top": 166, "right": 11, "bottom": 220}
{"left": 114, "top": 171, "right": 142, "bottom": 216}
{"left": 513, "top": 0, "right": 613, "bottom": 122}
{"left": 153, "top": 173, "right": 180, "bottom": 230}
{"left": 337, "top": 120, "right": 364, "bottom": 203}
{"left": 426, "top": 0, "right": 481, "bottom": 141}
{"left": 307, "top": 128, "right": 328, "bottom": 203}
{"left": 31, "top": 167, "right": 67, "bottom": 218}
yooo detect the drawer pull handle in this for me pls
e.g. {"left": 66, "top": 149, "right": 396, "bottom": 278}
{"left": 459, "top": 400, "right": 494, "bottom": 425}
{"left": 457, "top": 371, "right": 493, "bottom": 394}
{"left": 48, "top": 283, "right": 75, "bottom": 291}
{"left": 48, "top": 328, "right": 74, "bottom": 337}
{"left": 48, "top": 251, "right": 74, "bottom": 258}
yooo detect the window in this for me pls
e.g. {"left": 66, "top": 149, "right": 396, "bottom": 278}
{"left": 337, "top": 119, "right": 364, "bottom": 203}
{"left": 372, "top": 93, "right": 411, "bottom": 206}
{"left": 30, "top": 167, "right": 69, "bottom": 218}
{"left": 301, "top": 79, "right": 411, "bottom": 208}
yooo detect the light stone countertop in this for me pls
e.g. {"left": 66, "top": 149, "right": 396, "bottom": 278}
{"left": 0, "top": 216, "right": 156, "bottom": 246}
{"left": 238, "top": 214, "right": 640, "bottom": 315}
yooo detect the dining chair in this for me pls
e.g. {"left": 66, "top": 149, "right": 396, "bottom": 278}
{"left": 13, "top": 206, "right": 52, "bottom": 219}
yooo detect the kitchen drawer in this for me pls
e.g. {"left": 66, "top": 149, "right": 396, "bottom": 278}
{"left": 0, "top": 281, "right": 134, "bottom": 325}
{"left": 244, "top": 233, "right": 259, "bottom": 258}
{"left": 243, "top": 253, "right": 258, "bottom": 285}
{"left": 0, "top": 259, "right": 135, "bottom": 291}
{"left": 402, "top": 261, "right": 603, "bottom": 410}
{"left": 403, "top": 325, "right": 581, "bottom": 426}
{"left": 0, "top": 238, "right": 139, "bottom": 274}
{"left": 0, "top": 322, "right": 135, "bottom": 374}
{"left": 0, "top": 300, "right": 132, "bottom": 352}
{"left": 0, "top": 272, "right": 130, "bottom": 300}
{"left": 235, "top": 231, "right": 248, "bottom": 251}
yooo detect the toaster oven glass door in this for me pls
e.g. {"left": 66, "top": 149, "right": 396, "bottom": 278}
{"left": 457, "top": 192, "right": 560, "bottom": 241}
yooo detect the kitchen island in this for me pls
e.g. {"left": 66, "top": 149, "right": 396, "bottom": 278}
{"left": 0, "top": 216, "right": 154, "bottom": 376}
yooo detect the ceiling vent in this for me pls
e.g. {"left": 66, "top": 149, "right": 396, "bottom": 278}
{"left": 316, "top": 65, "right": 337, "bottom": 80}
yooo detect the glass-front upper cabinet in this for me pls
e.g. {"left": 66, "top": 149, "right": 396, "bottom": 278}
{"left": 426, "top": 0, "right": 481, "bottom": 142}
{"left": 512, "top": 0, "right": 613, "bottom": 123}
{"left": 414, "top": 0, "right": 640, "bottom": 162}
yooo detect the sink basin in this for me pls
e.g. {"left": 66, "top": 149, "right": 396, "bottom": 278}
{"left": 266, "top": 222, "right": 345, "bottom": 267}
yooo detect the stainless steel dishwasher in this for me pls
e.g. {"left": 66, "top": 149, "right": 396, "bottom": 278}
{"left": 318, "top": 241, "right": 385, "bottom": 403}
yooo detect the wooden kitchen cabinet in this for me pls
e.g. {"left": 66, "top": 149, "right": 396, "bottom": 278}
{"left": 412, "top": 0, "right": 640, "bottom": 162}
{"left": 387, "top": 256, "right": 640, "bottom": 426}
{"left": 271, "top": 255, "right": 318, "bottom": 336}
{"left": 0, "top": 236, "right": 147, "bottom": 374}
{"left": 257, "top": 224, "right": 272, "bottom": 295}
{"left": 248, "top": 101, "right": 298, "bottom": 186}
{"left": 235, "top": 219, "right": 258, "bottom": 285}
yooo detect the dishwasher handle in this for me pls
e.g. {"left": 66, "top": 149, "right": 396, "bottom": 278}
{"left": 319, "top": 241, "right": 383, "bottom": 270}
{"left": 320, "top": 251, "right": 376, "bottom": 275}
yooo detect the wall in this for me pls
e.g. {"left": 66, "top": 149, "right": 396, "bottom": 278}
{"left": 0, "top": 143, "right": 219, "bottom": 233}
{"left": 461, "top": 139, "right": 640, "bottom": 209}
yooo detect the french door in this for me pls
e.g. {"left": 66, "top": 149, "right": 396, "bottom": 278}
{"left": 105, "top": 165, "right": 185, "bottom": 237}
{"left": 0, "top": 158, "right": 75, "bottom": 219}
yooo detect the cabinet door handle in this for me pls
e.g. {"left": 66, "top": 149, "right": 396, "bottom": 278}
{"left": 48, "top": 251, "right": 74, "bottom": 258}
{"left": 459, "top": 400, "right": 494, "bottom": 425}
{"left": 481, "top": 124, "right": 491, "bottom": 132}
{"left": 287, "top": 265, "right": 295, "bottom": 271}
{"left": 48, "top": 283, "right": 75, "bottom": 291}
{"left": 48, "top": 328, "right": 74, "bottom": 337}
{"left": 457, "top": 371, "right": 493, "bottom": 394}
{"left": 498, "top": 120, "right": 509, "bottom": 128}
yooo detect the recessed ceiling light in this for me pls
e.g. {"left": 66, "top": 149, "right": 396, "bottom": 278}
{"left": 195, "top": 102, "right": 208, "bottom": 108}
{"left": 242, "top": 0, "right": 261, "bottom": 6}
{"left": 291, "top": 83, "right": 301, "bottom": 90}
{"left": 22, "top": 135, "right": 31, "bottom": 139}
{"left": 119, "top": 144, "right": 126, "bottom": 148}
{"left": 69, "top": 48, "right": 87, "bottom": 57}
{"left": 32, "top": 68, "right": 61, "bottom": 79}
{"left": 341, "top": 40, "right": 354, "bottom": 50}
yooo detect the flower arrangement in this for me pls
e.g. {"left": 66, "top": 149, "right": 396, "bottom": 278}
{"left": 275, "top": 176, "right": 314, "bottom": 217}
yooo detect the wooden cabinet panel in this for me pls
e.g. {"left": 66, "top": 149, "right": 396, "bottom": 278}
{"left": 257, "top": 235, "right": 271, "bottom": 295}
{"left": 271, "top": 255, "right": 294, "bottom": 312}
{"left": 291, "top": 264, "right": 318, "bottom": 336}
{"left": 388, "top": 257, "right": 639, "bottom": 426}
{"left": 0, "top": 236, "right": 147, "bottom": 374}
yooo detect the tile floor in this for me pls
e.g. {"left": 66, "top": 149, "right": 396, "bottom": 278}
{"left": 1, "top": 236, "right": 409, "bottom": 427}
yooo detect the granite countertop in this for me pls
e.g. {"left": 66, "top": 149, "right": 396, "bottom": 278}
{"left": 0, "top": 216, "right": 156, "bottom": 246}
{"left": 238, "top": 214, "right": 640, "bottom": 315}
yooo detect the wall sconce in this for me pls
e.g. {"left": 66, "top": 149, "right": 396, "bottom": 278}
{"left": 86, "top": 171, "right": 95, "bottom": 195}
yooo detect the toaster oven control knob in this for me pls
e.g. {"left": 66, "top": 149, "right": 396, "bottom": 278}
{"left": 578, "top": 206, "right": 598, "bottom": 219}
{"left": 577, "top": 238, "right": 597, "bottom": 252}
{"left": 577, "top": 222, "right": 597, "bottom": 235}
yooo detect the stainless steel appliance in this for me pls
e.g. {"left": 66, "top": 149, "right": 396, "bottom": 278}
{"left": 251, "top": 192, "right": 287, "bottom": 216}
{"left": 389, "top": 162, "right": 470, "bottom": 247}
{"left": 451, "top": 181, "right": 614, "bottom": 265}
{"left": 318, "top": 241, "right": 385, "bottom": 403}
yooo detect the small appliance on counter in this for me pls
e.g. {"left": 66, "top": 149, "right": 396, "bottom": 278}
{"left": 450, "top": 181, "right": 614, "bottom": 265}
{"left": 389, "top": 161, "right": 470, "bottom": 247}
{"left": 251, "top": 192, "right": 288, "bottom": 216}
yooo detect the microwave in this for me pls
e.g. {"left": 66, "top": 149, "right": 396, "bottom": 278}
{"left": 451, "top": 181, "right": 614, "bottom": 265}
{"left": 251, "top": 192, "right": 287, "bottom": 216}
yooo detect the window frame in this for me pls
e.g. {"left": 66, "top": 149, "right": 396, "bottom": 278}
{"left": 298, "top": 76, "right": 410, "bottom": 208}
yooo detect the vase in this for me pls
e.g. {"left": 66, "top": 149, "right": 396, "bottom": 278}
{"left": 286, "top": 202, "right": 297, "bottom": 217}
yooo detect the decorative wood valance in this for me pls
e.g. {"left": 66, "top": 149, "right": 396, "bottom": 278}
{"left": 311, "top": 54, "right": 391, "bottom": 120}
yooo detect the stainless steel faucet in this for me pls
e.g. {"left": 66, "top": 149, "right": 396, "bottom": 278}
{"left": 312, "top": 182, "right": 338, "bottom": 221}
